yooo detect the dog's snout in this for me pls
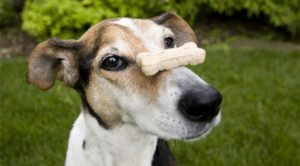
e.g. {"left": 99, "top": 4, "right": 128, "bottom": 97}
{"left": 178, "top": 86, "right": 222, "bottom": 122}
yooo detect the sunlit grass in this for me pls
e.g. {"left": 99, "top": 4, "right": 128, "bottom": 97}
{"left": 0, "top": 48, "right": 299, "bottom": 166}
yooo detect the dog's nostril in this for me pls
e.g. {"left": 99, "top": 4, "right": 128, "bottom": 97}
{"left": 178, "top": 86, "right": 222, "bottom": 122}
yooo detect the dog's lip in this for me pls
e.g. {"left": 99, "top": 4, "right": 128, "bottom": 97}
{"left": 183, "top": 112, "right": 221, "bottom": 140}
{"left": 182, "top": 127, "right": 211, "bottom": 140}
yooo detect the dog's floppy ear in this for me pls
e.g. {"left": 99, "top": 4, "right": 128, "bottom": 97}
{"left": 152, "top": 11, "right": 198, "bottom": 47}
{"left": 27, "top": 38, "right": 80, "bottom": 90}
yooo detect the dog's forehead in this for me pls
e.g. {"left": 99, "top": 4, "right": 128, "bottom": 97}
{"left": 79, "top": 18, "right": 170, "bottom": 58}
{"left": 111, "top": 18, "right": 169, "bottom": 52}
{"left": 112, "top": 18, "right": 163, "bottom": 34}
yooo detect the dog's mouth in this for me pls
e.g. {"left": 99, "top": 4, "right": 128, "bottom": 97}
{"left": 182, "top": 112, "right": 221, "bottom": 140}
{"left": 184, "top": 127, "right": 211, "bottom": 140}
{"left": 150, "top": 106, "right": 221, "bottom": 140}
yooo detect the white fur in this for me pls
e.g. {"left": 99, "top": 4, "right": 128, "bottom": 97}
{"left": 65, "top": 108, "right": 157, "bottom": 166}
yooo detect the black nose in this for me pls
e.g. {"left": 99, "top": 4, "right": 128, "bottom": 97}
{"left": 178, "top": 86, "right": 222, "bottom": 122}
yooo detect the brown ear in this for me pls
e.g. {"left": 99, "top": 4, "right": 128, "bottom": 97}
{"left": 152, "top": 11, "right": 198, "bottom": 47}
{"left": 27, "top": 38, "right": 80, "bottom": 90}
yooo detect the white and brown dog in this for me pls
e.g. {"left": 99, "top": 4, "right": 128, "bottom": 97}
{"left": 27, "top": 12, "right": 222, "bottom": 166}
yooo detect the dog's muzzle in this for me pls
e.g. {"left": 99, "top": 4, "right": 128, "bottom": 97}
{"left": 178, "top": 86, "right": 222, "bottom": 122}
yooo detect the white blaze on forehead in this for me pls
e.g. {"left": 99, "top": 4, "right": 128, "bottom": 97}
{"left": 112, "top": 18, "right": 164, "bottom": 53}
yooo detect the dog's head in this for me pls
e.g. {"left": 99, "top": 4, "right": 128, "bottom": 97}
{"left": 27, "top": 12, "right": 222, "bottom": 140}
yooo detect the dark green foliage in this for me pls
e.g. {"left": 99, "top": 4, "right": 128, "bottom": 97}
{"left": 21, "top": 0, "right": 163, "bottom": 40}
{"left": 167, "top": 0, "right": 300, "bottom": 35}
{"left": 22, "top": 0, "right": 299, "bottom": 41}
{"left": 0, "top": 0, "right": 16, "bottom": 27}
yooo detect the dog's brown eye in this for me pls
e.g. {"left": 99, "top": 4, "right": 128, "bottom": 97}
{"left": 100, "top": 55, "right": 128, "bottom": 71}
{"left": 164, "top": 36, "right": 175, "bottom": 49}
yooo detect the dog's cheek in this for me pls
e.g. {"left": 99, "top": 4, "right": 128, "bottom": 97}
{"left": 98, "top": 66, "right": 163, "bottom": 101}
{"left": 125, "top": 67, "right": 172, "bottom": 102}
{"left": 84, "top": 74, "right": 126, "bottom": 127}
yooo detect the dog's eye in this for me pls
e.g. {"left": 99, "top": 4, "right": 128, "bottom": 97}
{"left": 100, "top": 55, "right": 128, "bottom": 71}
{"left": 164, "top": 36, "right": 175, "bottom": 49}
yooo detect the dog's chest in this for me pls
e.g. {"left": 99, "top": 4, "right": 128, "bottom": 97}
{"left": 66, "top": 113, "right": 159, "bottom": 166}
{"left": 85, "top": 136, "right": 157, "bottom": 166}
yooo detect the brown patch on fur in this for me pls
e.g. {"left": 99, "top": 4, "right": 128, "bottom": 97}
{"left": 78, "top": 19, "right": 120, "bottom": 48}
{"left": 27, "top": 41, "right": 54, "bottom": 90}
{"left": 27, "top": 39, "right": 79, "bottom": 90}
{"left": 152, "top": 11, "right": 198, "bottom": 47}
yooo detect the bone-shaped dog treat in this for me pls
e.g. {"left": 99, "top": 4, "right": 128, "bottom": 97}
{"left": 136, "top": 42, "right": 206, "bottom": 76}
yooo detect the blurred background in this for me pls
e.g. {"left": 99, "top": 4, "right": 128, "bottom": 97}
{"left": 0, "top": 0, "right": 299, "bottom": 165}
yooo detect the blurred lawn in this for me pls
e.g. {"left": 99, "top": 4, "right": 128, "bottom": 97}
{"left": 0, "top": 48, "right": 299, "bottom": 166}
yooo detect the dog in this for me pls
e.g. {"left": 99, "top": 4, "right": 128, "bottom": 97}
{"left": 27, "top": 12, "right": 222, "bottom": 166}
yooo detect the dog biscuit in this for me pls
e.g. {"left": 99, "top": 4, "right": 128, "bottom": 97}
{"left": 136, "top": 42, "right": 206, "bottom": 76}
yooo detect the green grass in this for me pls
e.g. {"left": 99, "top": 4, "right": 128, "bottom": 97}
{"left": 0, "top": 48, "right": 299, "bottom": 166}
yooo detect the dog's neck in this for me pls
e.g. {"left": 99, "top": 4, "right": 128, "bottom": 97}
{"left": 66, "top": 105, "right": 158, "bottom": 166}
{"left": 83, "top": 108, "right": 158, "bottom": 166}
